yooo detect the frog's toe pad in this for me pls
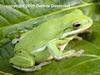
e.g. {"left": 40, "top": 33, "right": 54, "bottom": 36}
{"left": 73, "top": 49, "right": 84, "bottom": 57}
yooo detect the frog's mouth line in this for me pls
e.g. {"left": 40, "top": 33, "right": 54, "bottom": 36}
{"left": 61, "top": 23, "right": 92, "bottom": 39}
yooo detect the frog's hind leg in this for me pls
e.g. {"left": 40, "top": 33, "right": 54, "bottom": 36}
{"left": 33, "top": 61, "right": 51, "bottom": 71}
{"left": 12, "top": 61, "right": 51, "bottom": 72}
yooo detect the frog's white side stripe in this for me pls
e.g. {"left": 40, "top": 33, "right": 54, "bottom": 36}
{"left": 61, "top": 21, "right": 92, "bottom": 39}
{"left": 32, "top": 45, "right": 47, "bottom": 53}
{"left": 61, "top": 29, "right": 82, "bottom": 38}
{"left": 61, "top": 27, "right": 88, "bottom": 38}
{"left": 35, "top": 46, "right": 46, "bottom": 52}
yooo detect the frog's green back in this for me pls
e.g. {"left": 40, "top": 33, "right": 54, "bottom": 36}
{"left": 15, "top": 9, "right": 83, "bottom": 52}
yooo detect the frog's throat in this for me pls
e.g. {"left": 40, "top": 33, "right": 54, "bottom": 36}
{"left": 61, "top": 23, "right": 92, "bottom": 39}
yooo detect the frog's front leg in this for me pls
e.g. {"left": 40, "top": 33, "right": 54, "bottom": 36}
{"left": 57, "top": 35, "right": 76, "bottom": 51}
{"left": 58, "top": 35, "right": 83, "bottom": 51}
{"left": 47, "top": 38, "right": 84, "bottom": 60}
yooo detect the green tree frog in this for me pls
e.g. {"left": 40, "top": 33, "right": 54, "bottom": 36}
{"left": 9, "top": 9, "right": 93, "bottom": 72}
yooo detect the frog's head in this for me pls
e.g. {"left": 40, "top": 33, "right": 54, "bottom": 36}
{"left": 61, "top": 9, "right": 93, "bottom": 38}
{"left": 9, "top": 50, "right": 35, "bottom": 68}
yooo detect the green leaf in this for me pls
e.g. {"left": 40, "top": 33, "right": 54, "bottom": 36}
{"left": 0, "top": 71, "right": 13, "bottom": 75}
{"left": 0, "top": 0, "right": 100, "bottom": 75}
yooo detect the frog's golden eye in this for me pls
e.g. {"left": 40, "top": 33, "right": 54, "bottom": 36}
{"left": 73, "top": 23, "right": 81, "bottom": 28}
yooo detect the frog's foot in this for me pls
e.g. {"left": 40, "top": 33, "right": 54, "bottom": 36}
{"left": 72, "top": 49, "right": 84, "bottom": 57}
{"left": 62, "top": 49, "right": 84, "bottom": 58}
{"left": 11, "top": 61, "right": 51, "bottom": 72}
{"left": 34, "top": 61, "right": 51, "bottom": 71}
{"left": 12, "top": 36, "right": 24, "bottom": 44}
{"left": 12, "top": 38, "right": 20, "bottom": 44}
{"left": 74, "top": 36, "right": 83, "bottom": 40}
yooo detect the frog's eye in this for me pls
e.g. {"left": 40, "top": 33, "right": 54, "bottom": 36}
{"left": 73, "top": 23, "right": 81, "bottom": 28}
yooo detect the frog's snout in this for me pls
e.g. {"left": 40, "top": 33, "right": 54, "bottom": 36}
{"left": 88, "top": 17, "right": 93, "bottom": 26}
